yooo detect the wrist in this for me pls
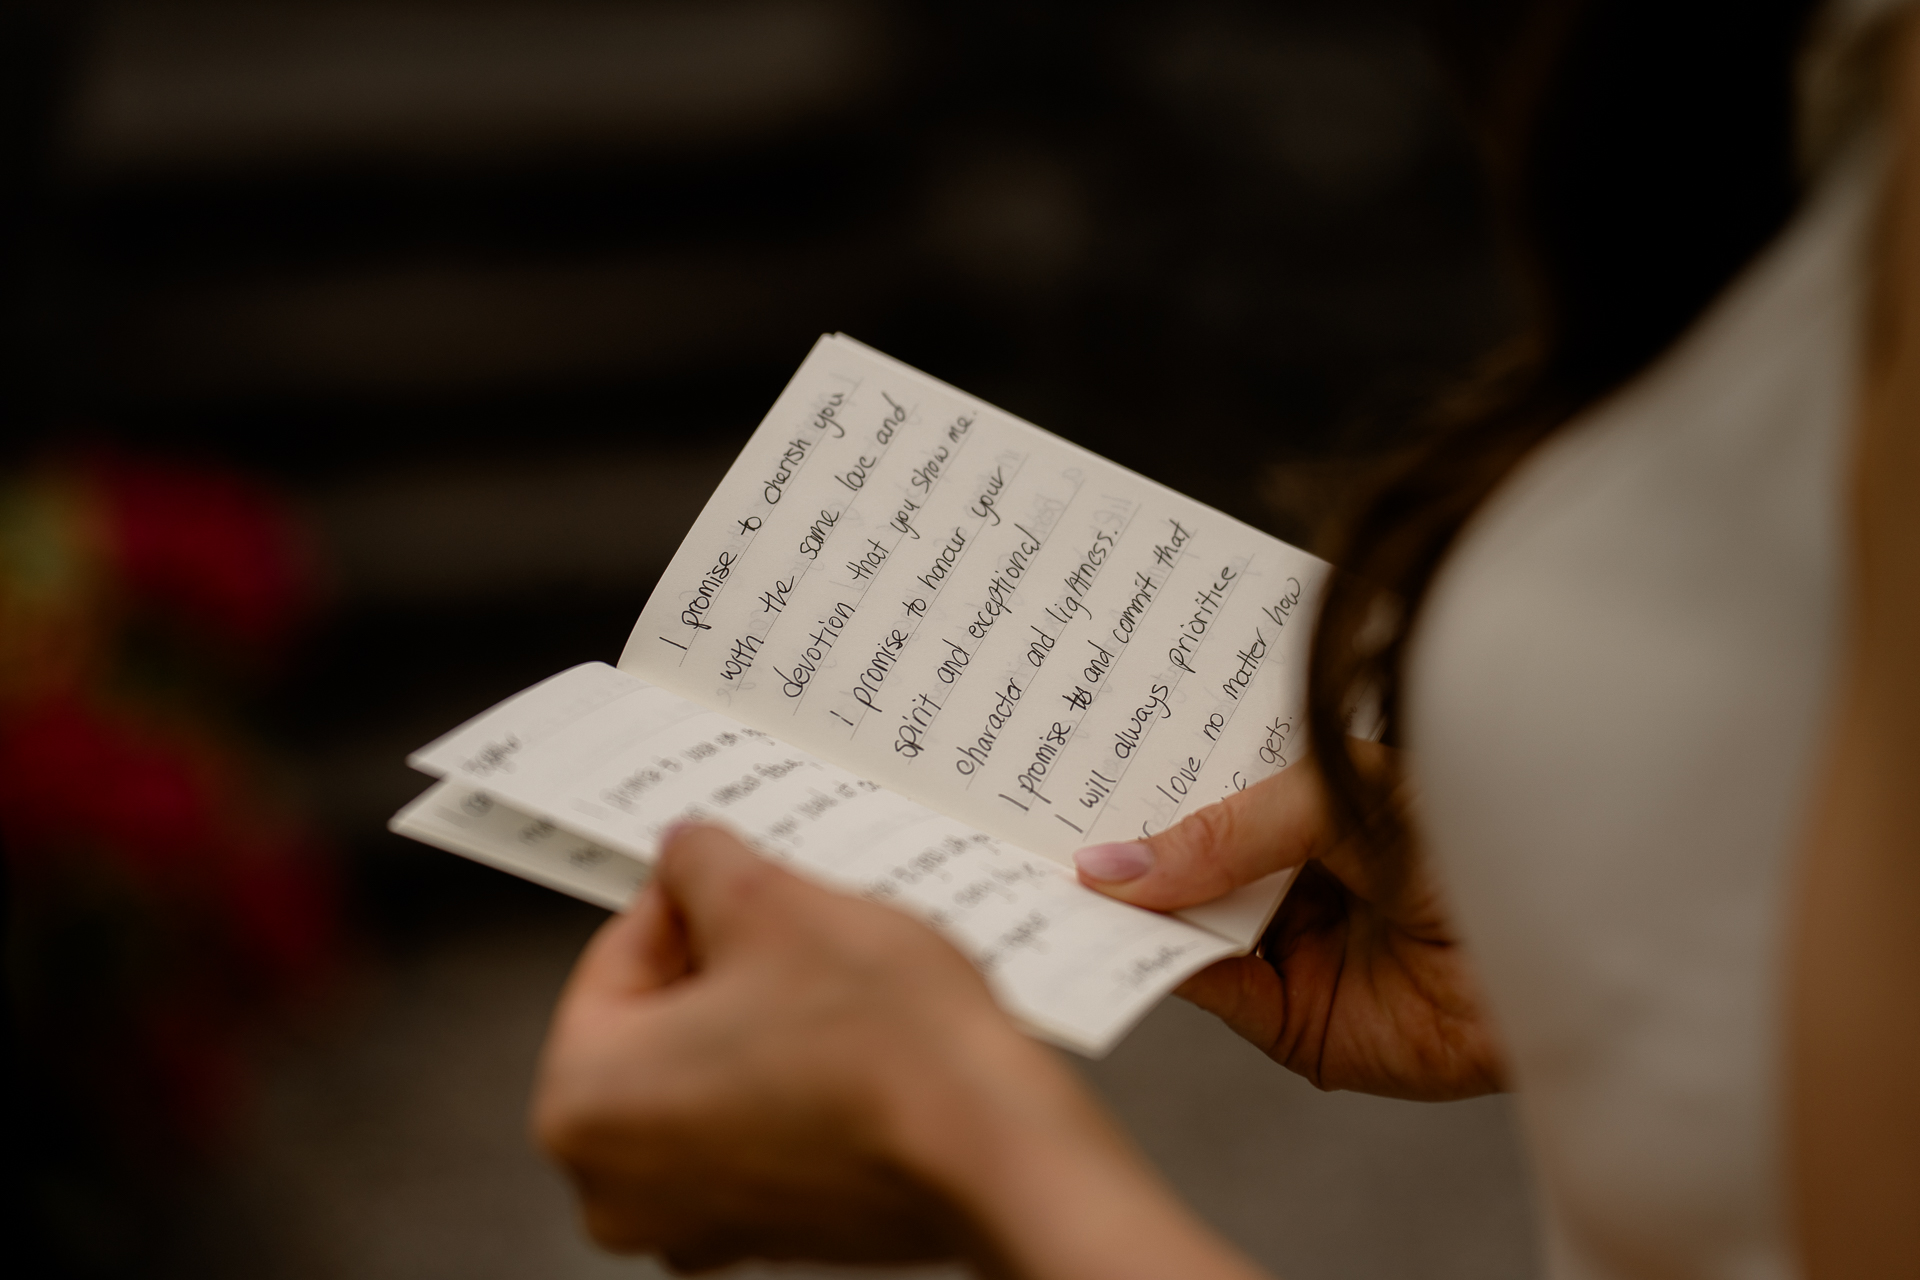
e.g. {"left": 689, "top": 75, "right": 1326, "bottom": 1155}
{"left": 880, "top": 1013, "right": 1262, "bottom": 1280}
{"left": 883, "top": 1008, "right": 1102, "bottom": 1184}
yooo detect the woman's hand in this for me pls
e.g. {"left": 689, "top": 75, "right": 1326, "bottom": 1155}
{"left": 532, "top": 822, "right": 1268, "bottom": 1279}
{"left": 1075, "top": 745, "right": 1506, "bottom": 1100}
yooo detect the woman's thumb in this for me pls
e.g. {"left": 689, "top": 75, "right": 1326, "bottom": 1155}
{"left": 1072, "top": 762, "right": 1329, "bottom": 911}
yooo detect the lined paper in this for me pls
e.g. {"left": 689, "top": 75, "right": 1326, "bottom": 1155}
{"left": 405, "top": 664, "right": 1240, "bottom": 1055}
{"left": 620, "top": 335, "right": 1326, "bottom": 944}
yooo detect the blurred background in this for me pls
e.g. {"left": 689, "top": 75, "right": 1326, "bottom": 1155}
{"left": 1, "top": 1, "right": 1533, "bottom": 1276}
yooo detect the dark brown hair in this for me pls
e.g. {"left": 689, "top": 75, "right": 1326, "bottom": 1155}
{"left": 1307, "top": 0, "right": 1824, "bottom": 853}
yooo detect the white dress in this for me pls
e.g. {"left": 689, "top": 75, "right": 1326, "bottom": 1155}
{"left": 1401, "top": 31, "right": 1889, "bottom": 1280}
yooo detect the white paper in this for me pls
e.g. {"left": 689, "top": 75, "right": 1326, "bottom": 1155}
{"left": 619, "top": 335, "right": 1326, "bottom": 946}
{"left": 391, "top": 780, "right": 649, "bottom": 912}
{"left": 403, "top": 664, "right": 1239, "bottom": 1055}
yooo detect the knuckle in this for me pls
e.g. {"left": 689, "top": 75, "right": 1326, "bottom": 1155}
{"left": 695, "top": 847, "right": 788, "bottom": 922}
{"left": 719, "top": 851, "right": 778, "bottom": 899}
{"left": 1167, "top": 801, "right": 1241, "bottom": 889}
{"left": 1193, "top": 797, "right": 1243, "bottom": 852}
{"left": 797, "top": 903, "right": 903, "bottom": 983}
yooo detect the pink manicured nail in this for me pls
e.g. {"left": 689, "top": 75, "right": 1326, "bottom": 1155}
{"left": 1074, "top": 841, "right": 1154, "bottom": 882}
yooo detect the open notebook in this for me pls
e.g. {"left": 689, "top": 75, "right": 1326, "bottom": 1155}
{"left": 393, "top": 335, "right": 1327, "bottom": 1056}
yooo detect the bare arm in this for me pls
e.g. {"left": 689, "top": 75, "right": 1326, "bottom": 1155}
{"left": 1789, "top": 14, "right": 1920, "bottom": 1276}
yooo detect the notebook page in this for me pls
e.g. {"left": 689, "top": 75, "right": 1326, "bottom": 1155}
{"left": 405, "top": 663, "right": 1239, "bottom": 1056}
{"left": 620, "top": 335, "right": 1326, "bottom": 946}
{"left": 392, "top": 780, "right": 648, "bottom": 912}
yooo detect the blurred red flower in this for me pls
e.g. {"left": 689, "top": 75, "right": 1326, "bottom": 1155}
{"left": 1, "top": 453, "right": 340, "bottom": 1158}
{"left": 91, "top": 455, "right": 320, "bottom": 653}
{"left": 0, "top": 693, "right": 221, "bottom": 874}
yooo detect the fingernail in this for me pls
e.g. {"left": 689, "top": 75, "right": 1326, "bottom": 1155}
{"left": 1074, "top": 841, "right": 1154, "bottom": 883}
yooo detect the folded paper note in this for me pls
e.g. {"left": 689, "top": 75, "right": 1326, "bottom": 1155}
{"left": 393, "top": 334, "right": 1327, "bottom": 1055}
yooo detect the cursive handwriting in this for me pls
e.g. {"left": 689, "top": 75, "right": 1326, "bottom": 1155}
{"left": 761, "top": 437, "right": 815, "bottom": 505}
{"left": 796, "top": 508, "right": 839, "bottom": 560}
{"left": 1167, "top": 565, "right": 1237, "bottom": 674}
{"left": 965, "top": 523, "right": 1044, "bottom": 642}
{"left": 848, "top": 628, "right": 910, "bottom": 712}
{"left": 917, "top": 525, "right": 969, "bottom": 591}
{"left": 807, "top": 390, "right": 848, "bottom": 439}
{"left": 1262, "top": 577, "right": 1305, "bottom": 630}
{"left": 1220, "top": 628, "right": 1268, "bottom": 702}
{"left": 774, "top": 601, "right": 857, "bottom": 697}
{"left": 894, "top": 690, "right": 942, "bottom": 759}
{"left": 1112, "top": 683, "right": 1173, "bottom": 759}
{"left": 970, "top": 466, "right": 1008, "bottom": 527}
{"left": 461, "top": 735, "right": 520, "bottom": 777}
{"left": 719, "top": 632, "right": 762, "bottom": 682}
{"left": 680, "top": 550, "right": 738, "bottom": 631}
{"left": 954, "top": 677, "right": 1025, "bottom": 776}
{"left": 1013, "top": 720, "right": 1072, "bottom": 802}
{"left": 1109, "top": 570, "right": 1159, "bottom": 646}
